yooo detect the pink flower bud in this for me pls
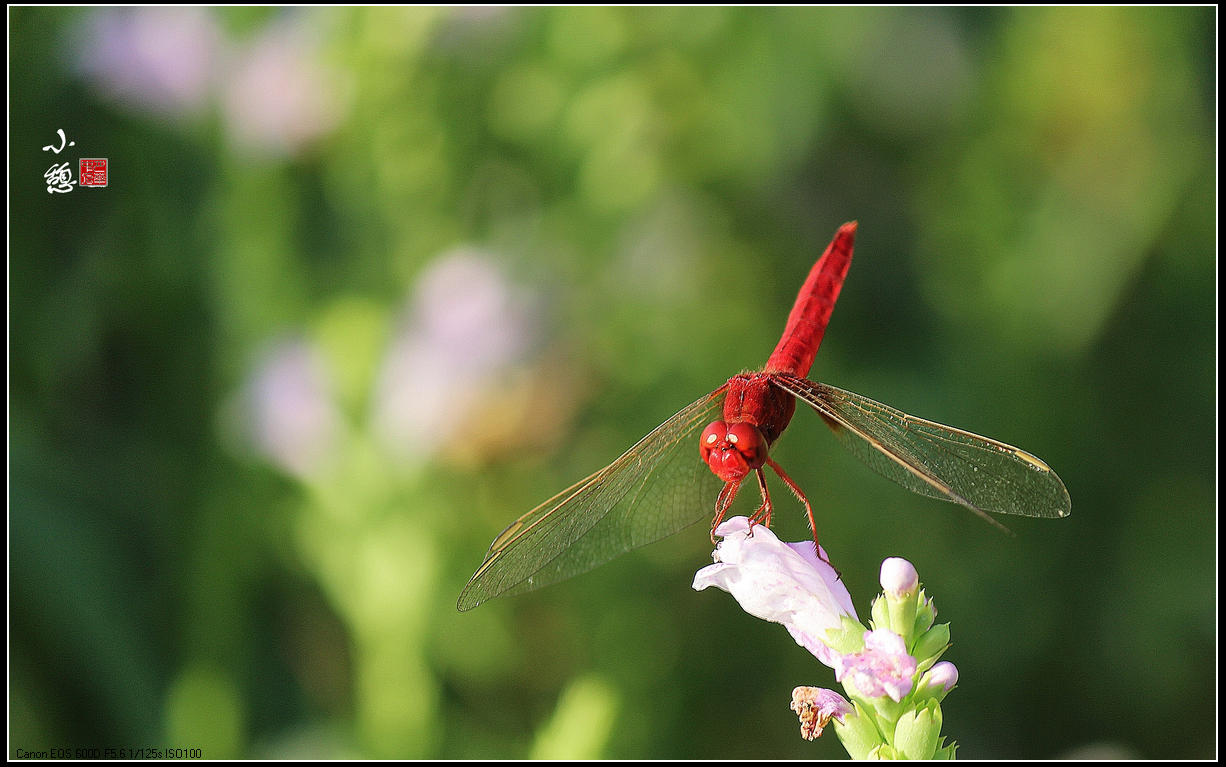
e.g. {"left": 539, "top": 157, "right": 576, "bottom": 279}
{"left": 926, "top": 661, "right": 958, "bottom": 692}
{"left": 880, "top": 557, "right": 919, "bottom": 597}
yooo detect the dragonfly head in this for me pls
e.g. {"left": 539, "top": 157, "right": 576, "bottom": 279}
{"left": 700, "top": 420, "right": 767, "bottom": 482}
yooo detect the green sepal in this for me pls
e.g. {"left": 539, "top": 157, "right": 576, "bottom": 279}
{"left": 833, "top": 700, "right": 884, "bottom": 761}
{"left": 912, "top": 592, "right": 935, "bottom": 636}
{"left": 914, "top": 668, "right": 957, "bottom": 704}
{"left": 915, "top": 648, "right": 948, "bottom": 677}
{"left": 871, "top": 594, "right": 889, "bottom": 632}
{"left": 868, "top": 694, "right": 905, "bottom": 731}
{"left": 934, "top": 738, "right": 958, "bottom": 760}
{"left": 893, "top": 701, "right": 942, "bottom": 760}
{"left": 842, "top": 613, "right": 869, "bottom": 638}
{"left": 840, "top": 678, "right": 878, "bottom": 719}
{"left": 912, "top": 622, "right": 950, "bottom": 664}
{"left": 887, "top": 594, "right": 917, "bottom": 644}
{"left": 867, "top": 744, "right": 900, "bottom": 760}
{"left": 824, "top": 615, "right": 868, "bottom": 655}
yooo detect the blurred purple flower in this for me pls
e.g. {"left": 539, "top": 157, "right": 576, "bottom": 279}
{"left": 834, "top": 629, "right": 918, "bottom": 703}
{"left": 73, "top": 7, "right": 221, "bottom": 118}
{"left": 373, "top": 249, "right": 534, "bottom": 465}
{"left": 246, "top": 338, "right": 341, "bottom": 479}
{"left": 220, "top": 18, "right": 348, "bottom": 157}
{"left": 71, "top": 8, "right": 348, "bottom": 152}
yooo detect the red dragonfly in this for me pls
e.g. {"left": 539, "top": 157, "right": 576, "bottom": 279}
{"left": 458, "top": 222, "right": 1070, "bottom": 611}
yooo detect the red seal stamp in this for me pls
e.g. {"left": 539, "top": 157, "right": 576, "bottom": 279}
{"left": 80, "top": 158, "right": 108, "bottom": 187}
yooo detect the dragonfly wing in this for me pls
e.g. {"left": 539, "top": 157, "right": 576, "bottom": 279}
{"left": 458, "top": 388, "right": 727, "bottom": 611}
{"left": 771, "top": 375, "right": 1070, "bottom": 522}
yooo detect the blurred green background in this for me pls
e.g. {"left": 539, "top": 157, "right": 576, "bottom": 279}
{"left": 9, "top": 7, "right": 1215, "bottom": 759}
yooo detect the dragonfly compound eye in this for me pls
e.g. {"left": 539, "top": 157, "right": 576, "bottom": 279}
{"left": 699, "top": 421, "right": 729, "bottom": 464}
{"left": 726, "top": 422, "right": 767, "bottom": 469}
{"left": 700, "top": 420, "right": 768, "bottom": 482}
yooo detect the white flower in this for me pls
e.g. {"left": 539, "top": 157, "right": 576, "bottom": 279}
{"left": 693, "top": 517, "right": 856, "bottom": 668}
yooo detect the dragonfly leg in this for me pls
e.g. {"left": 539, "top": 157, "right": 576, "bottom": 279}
{"left": 710, "top": 480, "right": 742, "bottom": 544}
{"left": 766, "top": 457, "right": 828, "bottom": 565}
{"left": 747, "top": 468, "right": 774, "bottom": 538}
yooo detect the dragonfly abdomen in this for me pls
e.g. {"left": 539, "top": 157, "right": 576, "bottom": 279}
{"left": 764, "top": 221, "right": 856, "bottom": 379}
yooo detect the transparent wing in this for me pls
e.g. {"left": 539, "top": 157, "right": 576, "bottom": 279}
{"left": 458, "top": 387, "right": 727, "bottom": 611}
{"left": 771, "top": 375, "right": 1070, "bottom": 525}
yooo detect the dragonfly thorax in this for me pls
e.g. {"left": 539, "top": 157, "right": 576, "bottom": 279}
{"left": 700, "top": 420, "right": 767, "bottom": 482}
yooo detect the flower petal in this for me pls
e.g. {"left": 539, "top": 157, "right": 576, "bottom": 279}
{"left": 790, "top": 686, "right": 853, "bottom": 740}
{"left": 834, "top": 629, "right": 918, "bottom": 702}
{"left": 879, "top": 557, "right": 918, "bottom": 596}
{"left": 694, "top": 517, "right": 856, "bottom": 667}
